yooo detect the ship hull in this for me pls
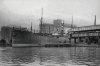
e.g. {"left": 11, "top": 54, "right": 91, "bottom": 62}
{"left": 12, "top": 28, "right": 41, "bottom": 47}
{"left": 12, "top": 35, "right": 69, "bottom": 47}
{"left": 12, "top": 28, "right": 69, "bottom": 47}
{"left": 12, "top": 44, "right": 40, "bottom": 47}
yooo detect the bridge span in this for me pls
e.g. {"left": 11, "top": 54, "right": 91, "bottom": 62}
{"left": 68, "top": 25, "right": 100, "bottom": 44}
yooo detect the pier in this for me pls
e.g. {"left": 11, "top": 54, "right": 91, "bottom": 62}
{"left": 68, "top": 25, "right": 100, "bottom": 45}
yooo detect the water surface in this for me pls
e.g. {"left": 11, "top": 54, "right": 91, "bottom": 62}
{"left": 0, "top": 47, "right": 100, "bottom": 66}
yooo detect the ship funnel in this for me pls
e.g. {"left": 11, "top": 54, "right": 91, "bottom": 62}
{"left": 94, "top": 15, "right": 96, "bottom": 26}
{"left": 39, "top": 8, "right": 44, "bottom": 33}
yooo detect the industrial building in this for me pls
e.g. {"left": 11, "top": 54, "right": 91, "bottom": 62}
{"left": 39, "top": 19, "right": 76, "bottom": 35}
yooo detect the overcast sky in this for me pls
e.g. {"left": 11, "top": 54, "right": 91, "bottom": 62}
{"left": 0, "top": 0, "right": 100, "bottom": 30}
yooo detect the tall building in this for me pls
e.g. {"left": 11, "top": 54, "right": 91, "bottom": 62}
{"left": 53, "top": 19, "right": 62, "bottom": 27}
{"left": 53, "top": 19, "right": 77, "bottom": 33}
{"left": 39, "top": 19, "right": 77, "bottom": 34}
{"left": 40, "top": 23, "right": 55, "bottom": 34}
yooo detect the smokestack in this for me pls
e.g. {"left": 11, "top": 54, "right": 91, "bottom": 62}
{"left": 94, "top": 15, "right": 96, "bottom": 26}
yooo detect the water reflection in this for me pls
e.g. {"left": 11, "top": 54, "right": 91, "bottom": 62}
{"left": 69, "top": 47, "right": 100, "bottom": 66}
{"left": 0, "top": 47, "right": 100, "bottom": 66}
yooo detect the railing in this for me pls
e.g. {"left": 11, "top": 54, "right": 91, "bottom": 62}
{"left": 69, "top": 25, "right": 100, "bottom": 32}
{"left": 71, "top": 32, "right": 99, "bottom": 37}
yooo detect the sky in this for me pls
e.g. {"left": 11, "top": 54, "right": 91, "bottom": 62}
{"left": 0, "top": 0, "right": 100, "bottom": 30}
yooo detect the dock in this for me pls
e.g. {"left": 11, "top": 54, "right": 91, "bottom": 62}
{"left": 44, "top": 43, "right": 71, "bottom": 47}
{"left": 68, "top": 25, "right": 100, "bottom": 45}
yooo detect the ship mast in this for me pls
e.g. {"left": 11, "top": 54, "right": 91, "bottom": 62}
{"left": 60, "top": 20, "right": 64, "bottom": 36}
{"left": 94, "top": 15, "right": 96, "bottom": 26}
{"left": 71, "top": 16, "right": 73, "bottom": 28}
{"left": 31, "top": 22, "right": 32, "bottom": 32}
{"left": 40, "top": 8, "right": 43, "bottom": 33}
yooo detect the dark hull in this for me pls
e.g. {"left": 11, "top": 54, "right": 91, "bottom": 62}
{"left": 12, "top": 29, "right": 40, "bottom": 47}
{"left": 12, "top": 29, "right": 69, "bottom": 47}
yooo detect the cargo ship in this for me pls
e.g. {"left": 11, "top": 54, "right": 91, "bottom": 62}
{"left": 1, "top": 8, "right": 70, "bottom": 47}
{"left": 11, "top": 28, "right": 69, "bottom": 47}
{"left": 11, "top": 21, "right": 69, "bottom": 47}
